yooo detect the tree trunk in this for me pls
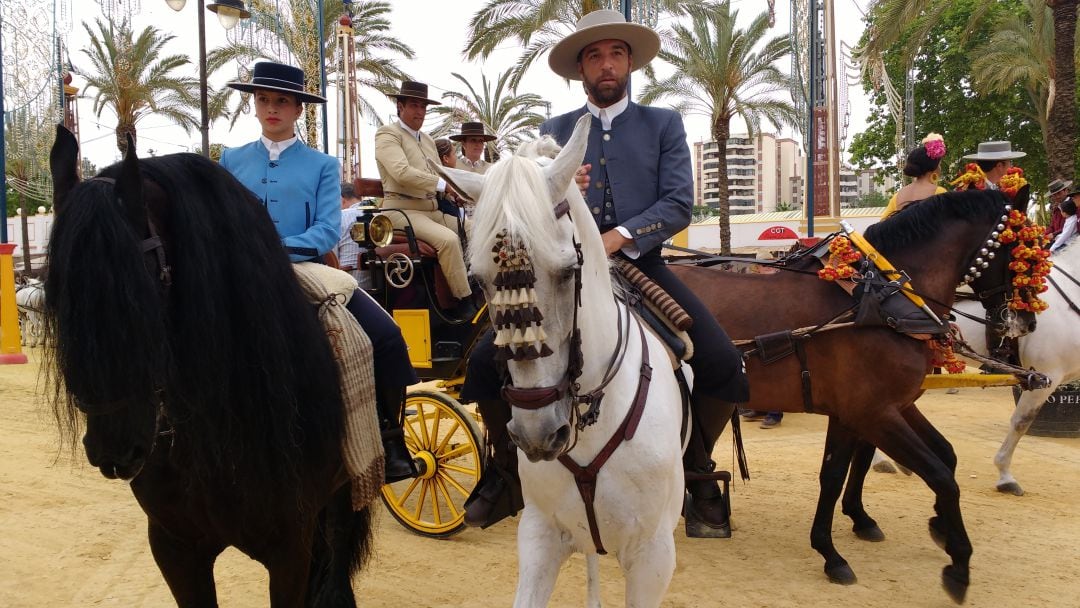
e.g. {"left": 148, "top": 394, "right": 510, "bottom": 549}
{"left": 713, "top": 117, "right": 732, "bottom": 255}
{"left": 1048, "top": 0, "right": 1078, "bottom": 181}
{"left": 115, "top": 122, "right": 136, "bottom": 156}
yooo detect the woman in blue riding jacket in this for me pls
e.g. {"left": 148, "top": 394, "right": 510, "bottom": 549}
{"left": 221, "top": 61, "right": 417, "bottom": 482}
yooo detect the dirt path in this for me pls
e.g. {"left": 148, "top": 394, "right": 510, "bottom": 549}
{"left": 2, "top": 352, "right": 1078, "bottom": 607}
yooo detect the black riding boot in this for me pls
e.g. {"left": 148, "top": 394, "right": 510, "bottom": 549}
{"left": 464, "top": 399, "right": 523, "bottom": 528}
{"left": 377, "top": 385, "right": 418, "bottom": 483}
{"left": 684, "top": 396, "right": 737, "bottom": 538}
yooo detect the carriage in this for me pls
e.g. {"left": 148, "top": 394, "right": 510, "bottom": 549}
{"left": 347, "top": 177, "right": 489, "bottom": 538}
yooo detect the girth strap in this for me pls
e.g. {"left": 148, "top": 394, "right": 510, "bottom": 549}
{"left": 557, "top": 323, "right": 652, "bottom": 555}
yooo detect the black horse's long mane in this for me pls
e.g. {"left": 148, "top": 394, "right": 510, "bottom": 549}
{"left": 864, "top": 189, "right": 1008, "bottom": 255}
{"left": 45, "top": 153, "right": 342, "bottom": 497}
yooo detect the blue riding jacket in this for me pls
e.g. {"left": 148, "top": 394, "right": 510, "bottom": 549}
{"left": 221, "top": 139, "right": 341, "bottom": 262}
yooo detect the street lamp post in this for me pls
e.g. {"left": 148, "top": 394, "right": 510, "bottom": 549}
{"left": 165, "top": 0, "right": 250, "bottom": 157}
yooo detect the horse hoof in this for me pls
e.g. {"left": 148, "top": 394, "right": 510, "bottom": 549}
{"left": 872, "top": 460, "right": 898, "bottom": 474}
{"left": 942, "top": 565, "right": 969, "bottom": 604}
{"left": 825, "top": 563, "right": 857, "bottom": 585}
{"left": 996, "top": 481, "right": 1024, "bottom": 496}
{"left": 853, "top": 524, "right": 885, "bottom": 542}
{"left": 929, "top": 517, "right": 947, "bottom": 550}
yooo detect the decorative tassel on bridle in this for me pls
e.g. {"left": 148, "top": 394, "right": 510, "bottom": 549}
{"left": 491, "top": 229, "right": 554, "bottom": 363}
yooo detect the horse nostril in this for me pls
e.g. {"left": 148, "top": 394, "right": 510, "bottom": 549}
{"left": 550, "top": 424, "right": 571, "bottom": 450}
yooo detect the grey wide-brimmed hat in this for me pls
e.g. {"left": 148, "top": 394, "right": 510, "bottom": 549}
{"left": 386, "top": 80, "right": 441, "bottom": 105}
{"left": 1048, "top": 178, "right": 1073, "bottom": 195}
{"left": 450, "top": 121, "right": 496, "bottom": 142}
{"left": 548, "top": 9, "right": 661, "bottom": 80}
{"left": 226, "top": 62, "right": 327, "bottom": 104}
{"left": 962, "top": 141, "right": 1027, "bottom": 161}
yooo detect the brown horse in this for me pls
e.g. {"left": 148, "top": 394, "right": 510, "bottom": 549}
{"left": 671, "top": 189, "right": 1025, "bottom": 604}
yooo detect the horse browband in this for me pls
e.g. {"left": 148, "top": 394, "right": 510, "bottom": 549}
{"left": 91, "top": 176, "right": 173, "bottom": 287}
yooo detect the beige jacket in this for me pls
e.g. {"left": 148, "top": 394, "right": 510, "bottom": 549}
{"left": 375, "top": 123, "right": 441, "bottom": 211}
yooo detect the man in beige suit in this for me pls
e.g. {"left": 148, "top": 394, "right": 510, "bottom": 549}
{"left": 375, "top": 81, "right": 473, "bottom": 306}
{"left": 451, "top": 121, "right": 496, "bottom": 174}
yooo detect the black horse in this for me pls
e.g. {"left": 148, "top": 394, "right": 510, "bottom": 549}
{"left": 45, "top": 126, "right": 374, "bottom": 607}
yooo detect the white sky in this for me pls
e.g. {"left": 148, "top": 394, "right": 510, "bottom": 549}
{"left": 62, "top": 0, "right": 873, "bottom": 174}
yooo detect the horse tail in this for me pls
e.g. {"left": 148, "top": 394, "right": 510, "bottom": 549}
{"left": 306, "top": 484, "right": 375, "bottom": 607}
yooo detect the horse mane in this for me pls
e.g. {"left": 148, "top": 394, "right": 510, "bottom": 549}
{"left": 469, "top": 138, "right": 568, "bottom": 274}
{"left": 45, "top": 153, "right": 343, "bottom": 497}
{"left": 864, "top": 189, "right": 1008, "bottom": 255}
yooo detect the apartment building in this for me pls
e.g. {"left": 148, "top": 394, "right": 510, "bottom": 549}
{"left": 693, "top": 133, "right": 806, "bottom": 216}
{"left": 855, "top": 167, "right": 899, "bottom": 198}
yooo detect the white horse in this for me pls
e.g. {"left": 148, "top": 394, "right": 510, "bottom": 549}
{"left": 15, "top": 279, "right": 44, "bottom": 347}
{"left": 438, "top": 116, "right": 684, "bottom": 608}
{"left": 951, "top": 238, "right": 1080, "bottom": 495}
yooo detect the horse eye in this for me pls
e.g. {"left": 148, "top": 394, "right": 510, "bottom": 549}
{"left": 559, "top": 266, "right": 577, "bottom": 282}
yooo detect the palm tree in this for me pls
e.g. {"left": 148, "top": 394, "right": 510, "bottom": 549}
{"left": 639, "top": 2, "right": 798, "bottom": 254}
{"left": 79, "top": 18, "right": 199, "bottom": 155}
{"left": 970, "top": 0, "right": 1054, "bottom": 149}
{"left": 860, "top": 0, "right": 1077, "bottom": 182}
{"left": 464, "top": 0, "right": 697, "bottom": 89}
{"left": 428, "top": 71, "right": 548, "bottom": 162}
{"left": 208, "top": 0, "right": 413, "bottom": 145}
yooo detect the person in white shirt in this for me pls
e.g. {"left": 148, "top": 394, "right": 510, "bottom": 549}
{"left": 336, "top": 182, "right": 371, "bottom": 289}
{"left": 1050, "top": 199, "right": 1077, "bottom": 253}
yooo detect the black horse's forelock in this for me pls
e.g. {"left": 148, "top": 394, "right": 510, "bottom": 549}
{"left": 864, "top": 189, "right": 1009, "bottom": 254}
{"left": 45, "top": 153, "right": 343, "bottom": 498}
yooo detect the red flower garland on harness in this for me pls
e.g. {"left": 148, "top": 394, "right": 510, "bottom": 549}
{"left": 817, "top": 235, "right": 863, "bottom": 281}
{"left": 998, "top": 208, "right": 1053, "bottom": 313}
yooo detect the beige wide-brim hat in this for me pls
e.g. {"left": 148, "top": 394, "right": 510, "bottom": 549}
{"left": 548, "top": 9, "right": 661, "bottom": 81}
{"left": 962, "top": 141, "right": 1027, "bottom": 161}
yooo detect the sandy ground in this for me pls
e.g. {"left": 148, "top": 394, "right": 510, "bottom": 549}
{"left": 2, "top": 350, "right": 1079, "bottom": 608}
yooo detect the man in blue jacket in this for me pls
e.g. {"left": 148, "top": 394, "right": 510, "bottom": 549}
{"left": 461, "top": 10, "right": 749, "bottom": 537}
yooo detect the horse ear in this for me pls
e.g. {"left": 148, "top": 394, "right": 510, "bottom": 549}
{"left": 50, "top": 124, "right": 81, "bottom": 213}
{"left": 1011, "top": 184, "right": 1031, "bottom": 215}
{"left": 543, "top": 114, "right": 590, "bottom": 206}
{"left": 117, "top": 133, "right": 145, "bottom": 225}
{"left": 428, "top": 158, "right": 484, "bottom": 203}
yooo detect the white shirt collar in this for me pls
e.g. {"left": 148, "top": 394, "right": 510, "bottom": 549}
{"left": 460, "top": 156, "right": 485, "bottom": 168}
{"left": 398, "top": 119, "right": 422, "bottom": 141}
{"left": 586, "top": 96, "right": 629, "bottom": 130}
{"left": 260, "top": 135, "right": 297, "bottom": 161}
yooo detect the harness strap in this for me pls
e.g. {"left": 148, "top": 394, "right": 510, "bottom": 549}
{"left": 793, "top": 338, "right": 814, "bottom": 413}
{"left": 1048, "top": 274, "right": 1080, "bottom": 316}
{"left": 557, "top": 323, "right": 652, "bottom": 555}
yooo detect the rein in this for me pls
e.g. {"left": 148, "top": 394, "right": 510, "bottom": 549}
{"left": 1047, "top": 266, "right": 1080, "bottom": 316}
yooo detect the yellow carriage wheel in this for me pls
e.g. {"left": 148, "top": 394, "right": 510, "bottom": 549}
{"left": 380, "top": 391, "right": 484, "bottom": 538}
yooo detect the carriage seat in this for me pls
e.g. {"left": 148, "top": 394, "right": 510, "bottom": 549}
{"left": 374, "top": 232, "right": 455, "bottom": 310}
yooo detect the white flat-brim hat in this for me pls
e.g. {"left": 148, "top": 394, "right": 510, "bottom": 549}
{"left": 962, "top": 141, "right": 1027, "bottom": 161}
{"left": 547, "top": 9, "right": 661, "bottom": 80}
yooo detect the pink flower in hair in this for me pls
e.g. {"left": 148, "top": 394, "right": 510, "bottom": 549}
{"left": 925, "top": 139, "right": 946, "bottom": 160}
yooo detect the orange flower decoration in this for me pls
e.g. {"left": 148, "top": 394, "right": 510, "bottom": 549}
{"left": 817, "top": 236, "right": 863, "bottom": 282}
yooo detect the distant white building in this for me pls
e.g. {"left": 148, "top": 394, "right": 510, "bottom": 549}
{"left": 855, "top": 168, "right": 899, "bottom": 199}
{"left": 693, "top": 133, "right": 806, "bottom": 216}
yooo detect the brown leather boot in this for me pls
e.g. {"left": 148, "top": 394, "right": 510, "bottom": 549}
{"left": 683, "top": 396, "right": 736, "bottom": 538}
{"left": 377, "top": 385, "right": 418, "bottom": 483}
{"left": 464, "top": 399, "right": 523, "bottom": 528}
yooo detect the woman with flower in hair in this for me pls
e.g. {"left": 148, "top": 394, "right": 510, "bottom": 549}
{"left": 881, "top": 134, "right": 948, "bottom": 219}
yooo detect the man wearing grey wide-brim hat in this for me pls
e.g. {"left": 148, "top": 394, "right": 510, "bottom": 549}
{"left": 458, "top": 9, "right": 749, "bottom": 539}
{"left": 962, "top": 141, "right": 1027, "bottom": 190}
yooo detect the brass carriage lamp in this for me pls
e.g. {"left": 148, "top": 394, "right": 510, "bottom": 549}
{"left": 350, "top": 210, "right": 394, "bottom": 249}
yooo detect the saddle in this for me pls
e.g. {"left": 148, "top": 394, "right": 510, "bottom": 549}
{"left": 292, "top": 262, "right": 384, "bottom": 510}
